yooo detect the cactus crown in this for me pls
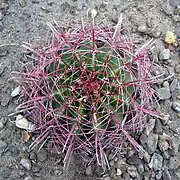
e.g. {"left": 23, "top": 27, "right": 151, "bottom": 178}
{"left": 13, "top": 15, "right": 158, "bottom": 170}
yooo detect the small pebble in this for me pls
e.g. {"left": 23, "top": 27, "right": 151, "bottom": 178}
{"left": 154, "top": 119, "right": 163, "bottom": 134}
{"left": 157, "top": 87, "right": 171, "bottom": 100}
{"left": 0, "top": 49, "right": 8, "bottom": 57}
{"left": 88, "top": 9, "right": 98, "bottom": 19}
{"left": 29, "top": 152, "right": 36, "bottom": 161}
{"left": 168, "top": 156, "right": 180, "bottom": 169}
{"left": 47, "top": 1, "right": 53, "bottom": 6}
{"left": 158, "top": 138, "right": 169, "bottom": 152}
{"left": 160, "top": 114, "right": 170, "bottom": 125}
{"left": 19, "top": 0, "right": 26, "bottom": 7}
{"left": 164, "top": 31, "right": 176, "bottom": 44}
{"left": 137, "top": 163, "right": 144, "bottom": 174}
{"left": 53, "top": 169, "right": 62, "bottom": 176}
{"left": 116, "top": 168, "right": 122, "bottom": 176}
{"left": 11, "top": 86, "right": 21, "bottom": 97}
{"left": 163, "top": 81, "right": 169, "bottom": 87}
{"left": 149, "top": 153, "right": 163, "bottom": 170}
{"left": 156, "top": 170, "right": 163, "bottom": 180}
{"left": 149, "top": 27, "right": 162, "bottom": 38}
{"left": 36, "top": 149, "right": 48, "bottom": 162}
{"left": 137, "top": 24, "right": 147, "bottom": 33}
{"left": 163, "top": 151, "right": 170, "bottom": 159}
{"left": 127, "top": 165, "right": 138, "bottom": 178}
{"left": 159, "top": 49, "right": 171, "bottom": 60}
{"left": 147, "top": 17, "right": 153, "bottom": 28}
{"left": 147, "top": 132, "right": 158, "bottom": 154}
{"left": 140, "top": 133, "right": 148, "bottom": 145}
{"left": 20, "top": 158, "right": 32, "bottom": 171}
{"left": 172, "top": 101, "right": 180, "bottom": 113}
{"left": 41, "top": 6, "right": 51, "bottom": 13}
{"left": 145, "top": 118, "right": 155, "bottom": 135}
{"left": 140, "top": 150, "right": 151, "bottom": 163}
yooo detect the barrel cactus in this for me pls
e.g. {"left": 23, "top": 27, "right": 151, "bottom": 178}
{"left": 13, "top": 14, "right": 159, "bottom": 170}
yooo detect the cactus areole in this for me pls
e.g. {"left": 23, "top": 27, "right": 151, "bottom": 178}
{"left": 14, "top": 15, "right": 158, "bottom": 169}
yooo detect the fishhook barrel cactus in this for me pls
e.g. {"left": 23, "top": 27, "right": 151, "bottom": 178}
{"left": 13, "top": 14, "right": 159, "bottom": 170}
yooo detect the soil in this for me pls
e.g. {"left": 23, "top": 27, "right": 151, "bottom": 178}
{"left": 0, "top": 0, "right": 180, "bottom": 180}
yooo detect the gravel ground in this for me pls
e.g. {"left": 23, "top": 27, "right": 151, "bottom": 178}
{"left": 0, "top": 0, "right": 180, "bottom": 179}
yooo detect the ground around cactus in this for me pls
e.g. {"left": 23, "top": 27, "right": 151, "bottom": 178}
{"left": 0, "top": 0, "right": 180, "bottom": 179}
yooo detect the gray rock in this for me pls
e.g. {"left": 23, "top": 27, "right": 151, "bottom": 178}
{"left": 116, "top": 168, "right": 122, "bottom": 176}
{"left": 163, "top": 168, "right": 172, "bottom": 180}
{"left": 170, "top": 136, "right": 180, "bottom": 155}
{"left": 152, "top": 66, "right": 166, "bottom": 76}
{"left": 29, "top": 152, "right": 36, "bottom": 161}
{"left": 126, "top": 149, "right": 135, "bottom": 158}
{"left": 160, "top": 114, "right": 170, "bottom": 125}
{"left": 147, "top": 132, "right": 158, "bottom": 154}
{"left": 163, "top": 81, "right": 170, "bottom": 87}
{"left": 169, "top": 0, "right": 180, "bottom": 7}
{"left": 140, "top": 133, "right": 148, "bottom": 145}
{"left": 41, "top": 6, "right": 51, "bottom": 13}
{"left": 159, "top": 49, "right": 171, "bottom": 60}
{"left": 47, "top": 1, "right": 53, "bottom": 6}
{"left": 149, "top": 153, "right": 163, "bottom": 170}
{"left": 127, "top": 155, "right": 142, "bottom": 165}
{"left": 0, "top": 140, "right": 7, "bottom": 153}
{"left": 141, "top": 150, "right": 151, "bottom": 163}
{"left": 20, "top": 158, "right": 32, "bottom": 171}
{"left": 145, "top": 118, "right": 156, "bottom": 135}
{"left": 158, "top": 135, "right": 169, "bottom": 152}
{"left": 163, "top": 151, "right": 170, "bottom": 159}
{"left": 137, "top": 24, "right": 147, "bottom": 33}
{"left": 53, "top": 169, "right": 62, "bottom": 176}
{"left": 11, "top": 86, "right": 21, "bottom": 97}
{"left": 168, "top": 156, "right": 180, "bottom": 169}
{"left": 137, "top": 163, "right": 144, "bottom": 174}
{"left": 156, "top": 170, "right": 163, "bottom": 180}
{"left": 172, "top": 101, "right": 180, "bottom": 113}
{"left": 149, "top": 27, "right": 162, "bottom": 38}
{"left": 170, "top": 78, "right": 178, "bottom": 92}
{"left": 127, "top": 165, "right": 138, "bottom": 178}
{"left": 36, "top": 149, "right": 48, "bottom": 162}
{"left": 157, "top": 87, "right": 171, "bottom": 100}
{"left": 154, "top": 119, "right": 163, "bottom": 134}
{"left": 0, "top": 49, "right": 8, "bottom": 57}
